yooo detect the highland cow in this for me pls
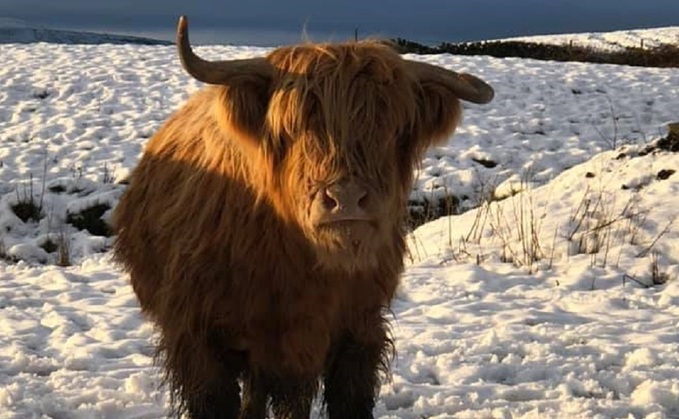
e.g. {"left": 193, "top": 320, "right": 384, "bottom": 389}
{"left": 113, "top": 15, "right": 493, "bottom": 419}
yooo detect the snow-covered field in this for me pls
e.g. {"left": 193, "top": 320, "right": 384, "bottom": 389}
{"left": 1, "top": 28, "right": 679, "bottom": 418}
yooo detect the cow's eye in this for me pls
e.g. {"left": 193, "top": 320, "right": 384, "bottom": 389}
{"left": 306, "top": 179, "right": 323, "bottom": 195}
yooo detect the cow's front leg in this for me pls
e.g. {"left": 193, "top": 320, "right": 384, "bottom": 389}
{"left": 185, "top": 340, "right": 249, "bottom": 419}
{"left": 323, "top": 321, "right": 392, "bottom": 419}
{"left": 239, "top": 368, "right": 268, "bottom": 419}
{"left": 186, "top": 373, "right": 241, "bottom": 419}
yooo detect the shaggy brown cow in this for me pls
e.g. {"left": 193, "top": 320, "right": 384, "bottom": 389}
{"left": 113, "top": 15, "right": 493, "bottom": 419}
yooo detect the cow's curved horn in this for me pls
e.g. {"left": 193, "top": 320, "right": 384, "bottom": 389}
{"left": 407, "top": 60, "right": 494, "bottom": 104}
{"left": 176, "top": 15, "right": 273, "bottom": 84}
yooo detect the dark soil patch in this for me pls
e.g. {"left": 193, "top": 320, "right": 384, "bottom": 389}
{"left": 657, "top": 169, "right": 676, "bottom": 180}
{"left": 67, "top": 203, "right": 112, "bottom": 236}
{"left": 12, "top": 201, "right": 42, "bottom": 223}
{"left": 407, "top": 195, "right": 461, "bottom": 230}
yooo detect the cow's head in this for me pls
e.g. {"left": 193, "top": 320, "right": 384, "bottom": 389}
{"left": 176, "top": 16, "right": 493, "bottom": 272}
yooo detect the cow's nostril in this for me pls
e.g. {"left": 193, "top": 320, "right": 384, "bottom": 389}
{"left": 322, "top": 189, "right": 339, "bottom": 210}
{"left": 357, "top": 192, "right": 368, "bottom": 209}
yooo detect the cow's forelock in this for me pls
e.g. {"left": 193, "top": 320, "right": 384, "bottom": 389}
{"left": 256, "top": 43, "right": 420, "bottom": 270}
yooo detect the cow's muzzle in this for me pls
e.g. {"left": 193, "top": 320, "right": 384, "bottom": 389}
{"left": 310, "top": 180, "right": 372, "bottom": 226}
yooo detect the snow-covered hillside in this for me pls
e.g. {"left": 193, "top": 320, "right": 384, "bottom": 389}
{"left": 0, "top": 17, "right": 171, "bottom": 45}
{"left": 1, "top": 27, "right": 678, "bottom": 418}
{"left": 502, "top": 26, "right": 679, "bottom": 51}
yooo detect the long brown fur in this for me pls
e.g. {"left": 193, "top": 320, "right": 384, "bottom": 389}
{"left": 113, "top": 40, "right": 464, "bottom": 418}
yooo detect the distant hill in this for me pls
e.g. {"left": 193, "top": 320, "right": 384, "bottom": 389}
{"left": 392, "top": 25, "right": 679, "bottom": 68}
{"left": 0, "top": 17, "right": 172, "bottom": 45}
{"left": 499, "top": 26, "right": 679, "bottom": 51}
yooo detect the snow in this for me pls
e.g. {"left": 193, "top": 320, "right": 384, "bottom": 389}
{"left": 500, "top": 26, "right": 679, "bottom": 51}
{"left": 1, "top": 27, "right": 679, "bottom": 418}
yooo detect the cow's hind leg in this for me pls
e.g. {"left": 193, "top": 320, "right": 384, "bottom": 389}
{"left": 323, "top": 321, "right": 392, "bottom": 419}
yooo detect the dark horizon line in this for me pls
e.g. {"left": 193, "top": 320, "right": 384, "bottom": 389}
{"left": 3, "top": 14, "right": 678, "bottom": 47}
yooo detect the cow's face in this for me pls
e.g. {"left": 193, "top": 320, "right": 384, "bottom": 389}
{"left": 275, "top": 130, "right": 405, "bottom": 272}
{"left": 176, "top": 18, "right": 493, "bottom": 272}
{"left": 265, "top": 55, "right": 419, "bottom": 271}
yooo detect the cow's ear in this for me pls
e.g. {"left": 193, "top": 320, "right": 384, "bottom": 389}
{"left": 408, "top": 60, "right": 493, "bottom": 153}
{"left": 413, "top": 78, "right": 463, "bottom": 149}
{"left": 213, "top": 72, "right": 273, "bottom": 152}
{"left": 176, "top": 15, "right": 274, "bottom": 152}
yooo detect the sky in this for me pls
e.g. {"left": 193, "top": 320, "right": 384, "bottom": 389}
{"left": 1, "top": 0, "right": 679, "bottom": 45}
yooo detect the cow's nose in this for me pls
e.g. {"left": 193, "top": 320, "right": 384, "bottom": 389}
{"left": 321, "top": 182, "right": 368, "bottom": 212}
